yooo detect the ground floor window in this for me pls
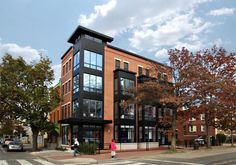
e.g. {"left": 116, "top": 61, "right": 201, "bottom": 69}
{"left": 62, "top": 125, "right": 69, "bottom": 145}
{"left": 82, "top": 125, "right": 102, "bottom": 144}
{"left": 144, "top": 126, "right": 156, "bottom": 142}
{"left": 120, "top": 125, "right": 135, "bottom": 143}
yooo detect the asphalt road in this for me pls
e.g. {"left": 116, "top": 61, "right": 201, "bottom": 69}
{"left": 2, "top": 144, "right": 236, "bottom": 165}
{"left": 97, "top": 150, "right": 236, "bottom": 165}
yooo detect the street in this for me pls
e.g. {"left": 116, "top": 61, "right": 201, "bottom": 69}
{"left": 2, "top": 144, "right": 236, "bottom": 165}
{"left": 0, "top": 145, "right": 56, "bottom": 165}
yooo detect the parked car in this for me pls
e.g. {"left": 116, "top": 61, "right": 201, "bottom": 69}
{"left": 194, "top": 137, "right": 206, "bottom": 145}
{"left": 2, "top": 139, "right": 14, "bottom": 147}
{"left": 7, "top": 141, "right": 23, "bottom": 151}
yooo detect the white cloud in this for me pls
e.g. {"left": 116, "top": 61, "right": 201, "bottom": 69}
{"left": 155, "top": 48, "right": 169, "bottom": 62}
{"left": 0, "top": 42, "right": 41, "bottom": 63}
{"left": 51, "top": 64, "right": 61, "bottom": 86}
{"left": 207, "top": 7, "right": 235, "bottom": 16}
{"left": 78, "top": 0, "right": 216, "bottom": 62}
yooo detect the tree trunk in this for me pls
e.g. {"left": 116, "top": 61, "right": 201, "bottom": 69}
{"left": 171, "top": 108, "right": 177, "bottom": 151}
{"left": 205, "top": 112, "right": 211, "bottom": 149}
{"left": 31, "top": 126, "right": 39, "bottom": 151}
{"left": 231, "top": 129, "right": 234, "bottom": 147}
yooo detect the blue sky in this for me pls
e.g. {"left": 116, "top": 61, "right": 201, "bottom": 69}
{"left": 0, "top": 0, "right": 235, "bottom": 84}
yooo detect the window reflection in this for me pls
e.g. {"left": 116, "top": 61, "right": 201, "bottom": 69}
{"left": 83, "top": 99, "right": 102, "bottom": 118}
{"left": 84, "top": 50, "right": 103, "bottom": 71}
{"left": 83, "top": 73, "right": 102, "bottom": 93}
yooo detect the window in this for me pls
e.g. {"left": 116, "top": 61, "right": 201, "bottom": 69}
{"left": 62, "top": 65, "right": 65, "bottom": 76}
{"left": 73, "top": 74, "right": 79, "bottom": 94}
{"left": 120, "top": 104, "right": 135, "bottom": 119}
{"left": 189, "top": 125, "right": 196, "bottom": 132}
{"left": 62, "top": 85, "right": 64, "bottom": 96}
{"left": 138, "top": 66, "right": 142, "bottom": 76}
{"left": 82, "top": 125, "right": 102, "bottom": 143}
{"left": 201, "top": 125, "right": 205, "bottom": 132}
{"left": 68, "top": 104, "right": 71, "bottom": 118}
{"left": 163, "top": 74, "right": 168, "bottom": 82}
{"left": 66, "top": 62, "right": 68, "bottom": 73}
{"left": 84, "top": 50, "right": 103, "bottom": 71}
{"left": 189, "top": 117, "right": 196, "bottom": 121}
{"left": 146, "top": 69, "right": 149, "bottom": 77}
{"left": 72, "top": 99, "right": 79, "bottom": 118}
{"left": 124, "top": 62, "right": 129, "bottom": 71}
{"left": 73, "top": 51, "right": 80, "bottom": 70}
{"left": 83, "top": 73, "right": 102, "bottom": 93}
{"left": 62, "top": 125, "right": 69, "bottom": 145}
{"left": 120, "top": 78, "right": 134, "bottom": 95}
{"left": 83, "top": 99, "right": 103, "bottom": 118}
{"left": 144, "top": 106, "right": 156, "bottom": 121}
{"left": 144, "top": 126, "right": 156, "bottom": 142}
{"left": 68, "top": 80, "right": 71, "bottom": 92}
{"left": 115, "top": 59, "right": 120, "bottom": 69}
{"left": 120, "top": 125, "right": 135, "bottom": 143}
{"left": 201, "top": 114, "right": 205, "bottom": 120}
{"left": 69, "top": 59, "right": 72, "bottom": 70}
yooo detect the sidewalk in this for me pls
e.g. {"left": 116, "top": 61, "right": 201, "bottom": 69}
{"left": 30, "top": 146, "right": 236, "bottom": 164}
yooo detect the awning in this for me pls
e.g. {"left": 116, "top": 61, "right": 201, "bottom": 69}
{"left": 58, "top": 118, "right": 112, "bottom": 125}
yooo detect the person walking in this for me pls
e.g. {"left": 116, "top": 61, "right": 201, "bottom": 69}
{"left": 110, "top": 139, "right": 117, "bottom": 160}
{"left": 73, "top": 138, "right": 80, "bottom": 157}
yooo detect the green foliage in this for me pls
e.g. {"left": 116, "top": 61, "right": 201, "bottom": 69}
{"left": 79, "top": 143, "right": 97, "bottom": 155}
{"left": 0, "top": 54, "right": 59, "bottom": 151}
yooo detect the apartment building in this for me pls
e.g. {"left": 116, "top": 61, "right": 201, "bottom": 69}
{"left": 50, "top": 26, "right": 173, "bottom": 149}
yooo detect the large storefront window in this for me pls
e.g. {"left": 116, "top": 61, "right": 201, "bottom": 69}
{"left": 83, "top": 99, "right": 102, "bottom": 118}
{"left": 82, "top": 125, "right": 102, "bottom": 144}
{"left": 73, "top": 74, "right": 79, "bottom": 94}
{"left": 120, "top": 125, "right": 135, "bottom": 143}
{"left": 84, "top": 50, "right": 103, "bottom": 71}
{"left": 72, "top": 99, "right": 79, "bottom": 118}
{"left": 144, "top": 106, "right": 156, "bottom": 121}
{"left": 73, "top": 51, "right": 80, "bottom": 70}
{"left": 120, "top": 78, "right": 134, "bottom": 95}
{"left": 83, "top": 73, "right": 102, "bottom": 93}
{"left": 62, "top": 125, "right": 69, "bottom": 145}
{"left": 120, "top": 104, "right": 135, "bottom": 119}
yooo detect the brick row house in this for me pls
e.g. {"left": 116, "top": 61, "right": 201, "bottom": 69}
{"left": 49, "top": 26, "right": 215, "bottom": 149}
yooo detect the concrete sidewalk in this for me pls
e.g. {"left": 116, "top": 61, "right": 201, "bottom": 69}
{"left": 30, "top": 146, "right": 236, "bottom": 164}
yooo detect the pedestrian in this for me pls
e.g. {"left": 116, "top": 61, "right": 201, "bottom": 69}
{"left": 110, "top": 139, "right": 117, "bottom": 160}
{"left": 73, "top": 138, "right": 80, "bottom": 157}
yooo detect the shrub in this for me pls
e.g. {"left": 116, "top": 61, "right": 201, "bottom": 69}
{"left": 216, "top": 133, "right": 226, "bottom": 145}
{"left": 79, "top": 143, "right": 97, "bottom": 155}
{"left": 55, "top": 146, "right": 67, "bottom": 151}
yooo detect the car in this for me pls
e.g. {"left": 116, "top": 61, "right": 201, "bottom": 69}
{"left": 2, "top": 139, "right": 14, "bottom": 147}
{"left": 7, "top": 141, "right": 23, "bottom": 151}
{"left": 194, "top": 137, "right": 205, "bottom": 145}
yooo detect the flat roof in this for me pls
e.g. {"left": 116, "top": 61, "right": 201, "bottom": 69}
{"left": 107, "top": 45, "right": 172, "bottom": 69}
{"left": 68, "top": 25, "right": 113, "bottom": 44}
{"left": 61, "top": 46, "right": 73, "bottom": 60}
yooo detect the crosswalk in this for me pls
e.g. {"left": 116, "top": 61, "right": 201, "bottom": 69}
{"left": 97, "top": 159, "right": 204, "bottom": 165}
{"left": 0, "top": 159, "right": 55, "bottom": 165}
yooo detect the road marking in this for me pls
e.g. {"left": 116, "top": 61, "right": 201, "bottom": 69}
{"left": 98, "top": 161, "right": 133, "bottom": 165}
{"left": 0, "top": 160, "right": 8, "bottom": 165}
{"left": 17, "top": 159, "right": 33, "bottom": 165}
{"left": 34, "top": 159, "right": 55, "bottom": 165}
{"left": 144, "top": 159, "right": 205, "bottom": 165}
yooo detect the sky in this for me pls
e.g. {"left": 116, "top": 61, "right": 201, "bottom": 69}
{"left": 0, "top": 0, "right": 236, "bottom": 85}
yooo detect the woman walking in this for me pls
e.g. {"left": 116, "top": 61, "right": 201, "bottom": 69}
{"left": 110, "top": 139, "right": 117, "bottom": 160}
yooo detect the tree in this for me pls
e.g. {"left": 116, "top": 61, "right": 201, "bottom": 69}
{"left": 169, "top": 46, "right": 236, "bottom": 148}
{"left": 0, "top": 54, "right": 59, "bottom": 151}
